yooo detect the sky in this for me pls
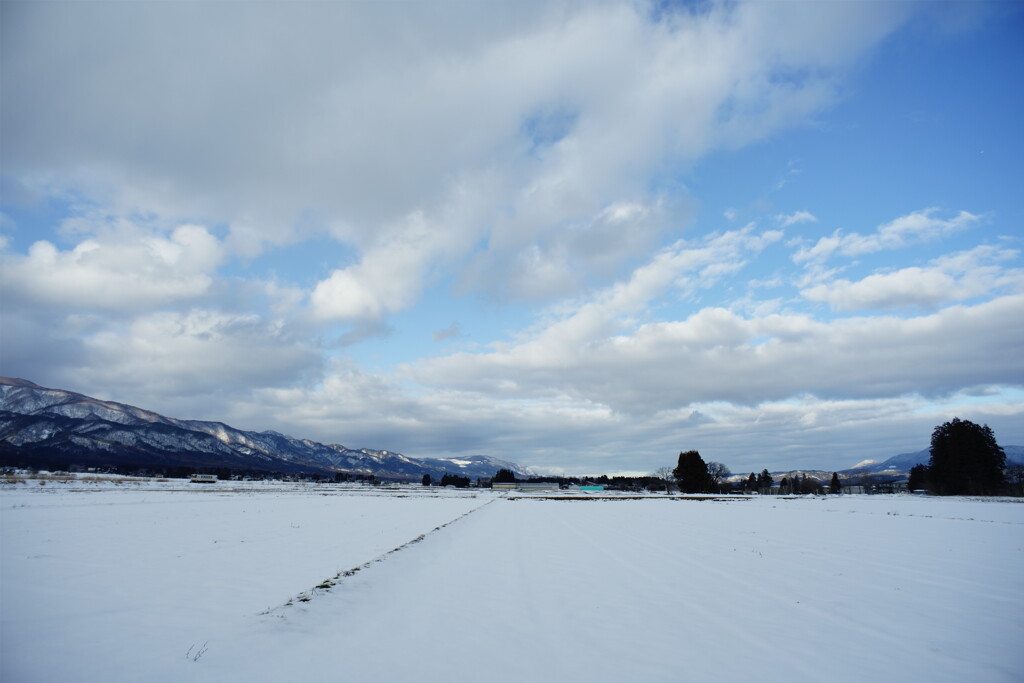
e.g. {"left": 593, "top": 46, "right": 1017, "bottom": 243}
{"left": 1, "top": 0, "right": 1022, "bottom": 476}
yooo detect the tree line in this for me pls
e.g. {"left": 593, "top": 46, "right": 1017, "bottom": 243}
{"left": 670, "top": 418, "right": 1013, "bottom": 497}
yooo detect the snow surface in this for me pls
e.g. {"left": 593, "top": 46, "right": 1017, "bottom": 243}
{"left": 850, "top": 459, "right": 880, "bottom": 469}
{"left": 2, "top": 480, "right": 1022, "bottom": 682}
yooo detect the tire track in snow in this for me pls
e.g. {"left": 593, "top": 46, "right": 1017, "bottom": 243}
{"left": 262, "top": 496, "right": 497, "bottom": 615}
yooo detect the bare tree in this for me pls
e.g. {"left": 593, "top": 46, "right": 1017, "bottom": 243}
{"left": 706, "top": 462, "right": 731, "bottom": 492}
{"left": 652, "top": 466, "right": 675, "bottom": 494}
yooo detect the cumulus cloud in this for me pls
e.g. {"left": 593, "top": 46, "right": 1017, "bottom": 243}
{"left": 0, "top": 224, "right": 222, "bottom": 311}
{"left": 8, "top": 1, "right": 1015, "bottom": 476}
{"left": 647, "top": 392, "right": 1024, "bottom": 474}
{"left": 460, "top": 195, "right": 692, "bottom": 303}
{"left": 0, "top": 301, "right": 325, "bottom": 425}
{"left": 72, "top": 310, "right": 323, "bottom": 405}
{"left": 518, "top": 225, "right": 784, "bottom": 350}
{"left": 310, "top": 208, "right": 472, "bottom": 320}
{"left": 802, "top": 245, "right": 1024, "bottom": 311}
{"left": 226, "top": 326, "right": 1024, "bottom": 474}
{"left": 2, "top": 0, "right": 910, "bottom": 309}
{"left": 793, "top": 208, "right": 981, "bottom": 264}
{"left": 410, "top": 291, "right": 1024, "bottom": 417}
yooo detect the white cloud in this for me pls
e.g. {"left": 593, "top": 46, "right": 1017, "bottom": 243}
{"left": 802, "top": 245, "right": 1023, "bottom": 310}
{"left": 460, "top": 195, "right": 691, "bottom": 303}
{"left": 310, "top": 209, "right": 465, "bottom": 320}
{"left": 644, "top": 392, "right": 1024, "bottom": 474}
{"left": 3, "top": 1, "right": 911, "bottom": 310}
{"left": 522, "top": 225, "right": 784, "bottom": 349}
{"left": 0, "top": 224, "right": 222, "bottom": 311}
{"left": 804, "top": 268, "right": 963, "bottom": 311}
{"left": 409, "top": 292, "right": 1024, "bottom": 417}
{"left": 73, "top": 310, "right": 322, "bottom": 401}
{"left": 776, "top": 210, "right": 817, "bottom": 227}
{"left": 223, "top": 346, "right": 1024, "bottom": 475}
{"left": 8, "top": 1, "right": 1015, "bottom": 476}
{"left": 794, "top": 208, "right": 981, "bottom": 264}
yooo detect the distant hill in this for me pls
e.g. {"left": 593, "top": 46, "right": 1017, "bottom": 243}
{"left": 843, "top": 445, "right": 1023, "bottom": 479}
{"left": 0, "top": 378, "right": 534, "bottom": 480}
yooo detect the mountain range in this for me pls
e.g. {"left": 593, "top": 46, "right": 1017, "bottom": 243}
{"left": 0, "top": 378, "right": 534, "bottom": 480}
{"left": 3, "top": 377, "right": 1020, "bottom": 482}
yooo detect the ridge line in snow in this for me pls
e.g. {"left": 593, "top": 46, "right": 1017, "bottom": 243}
{"left": 262, "top": 497, "right": 497, "bottom": 617}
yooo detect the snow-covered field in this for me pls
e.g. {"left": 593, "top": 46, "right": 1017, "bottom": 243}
{"left": 2, "top": 479, "right": 1022, "bottom": 682}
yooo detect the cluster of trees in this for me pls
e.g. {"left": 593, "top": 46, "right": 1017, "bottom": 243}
{"left": 665, "top": 419, "right": 1012, "bottom": 498}
{"left": 744, "top": 470, "right": 774, "bottom": 494}
{"left": 908, "top": 418, "right": 1007, "bottom": 495}
{"left": 669, "top": 455, "right": 848, "bottom": 495}
{"left": 0, "top": 457, "right": 390, "bottom": 484}
{"left": 493, "top": 468, "right": 518, "bottom": 483}
{"left": 669, "top": 451, "right": 734, "bottom": 493}
{"left": 775, "top": 473, "right": 841, "bottom": 495}
{"left": 438, "top": 473, "right": 472, "bottom": 488}
{"left": 777, "top": 474, "right": 821, "bottom": 495}
{"left": 1008, "top": 463, "right": 1024, "bottom": 497}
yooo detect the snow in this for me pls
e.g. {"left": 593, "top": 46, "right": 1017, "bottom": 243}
{"left": 2, "top": 480, "right": 1022, "bottom": 682}
{"left": 851, "top": 458, "right": 880, "bottom": 469}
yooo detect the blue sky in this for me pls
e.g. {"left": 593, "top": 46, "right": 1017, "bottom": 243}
{"left": 2, "top": 1, "right": 1022, "bottom": 475}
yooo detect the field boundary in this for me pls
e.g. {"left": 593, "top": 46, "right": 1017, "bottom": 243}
{"left": 262, "top": 497, "right": 497, "bottom": 616}
{"left": 507, "top": 494, "right": 753, "bottom": 502}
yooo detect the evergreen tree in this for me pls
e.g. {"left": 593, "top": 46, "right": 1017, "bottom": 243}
{"left": 907, "top": 464, "right": 929, "bottom": 492}
{"left": 673, "top": 450, "right": 712, "bottom": 494}
{"left": 755, "top": 469, "right": 773, "bottom": 493}
{"left": 829, "top": 472, "right": 841, "bottom": 494}
{"left": 800, "top": 476, "right": 823, "bottom": 494}
{"left": 440, "top": 473, "right": 471, "bottom": 488}
{"left": 928, "top": 418, "right": 1006, "bottom": 495}
{"left": 422, "top": 474, "right": 432, "bottom": 486}
{"left": 494, "top": 468, "right": 517, "bottom": 483}
{"left": 746, "top": 472, "right": 757, "bottom": 491}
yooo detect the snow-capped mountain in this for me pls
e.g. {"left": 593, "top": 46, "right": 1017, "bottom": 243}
{"left": 0, "top": 378, "right": 534, "bottom": 480}
{"left": 844, "top": 446, "right": 1023, "bottom": 477}
{"left": 843, "top": 449, "right": 931, "bottom": 476}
